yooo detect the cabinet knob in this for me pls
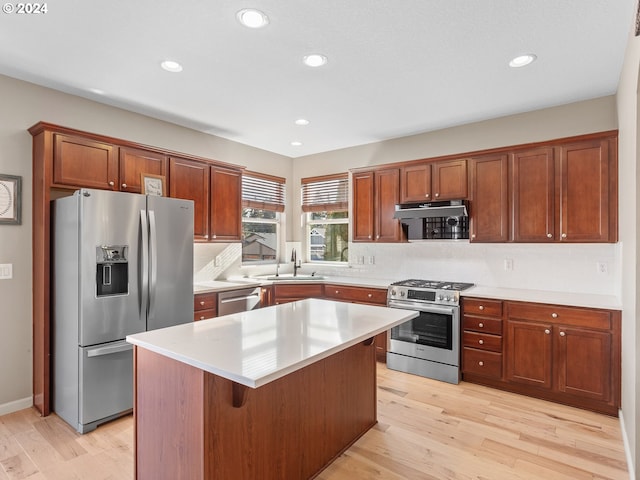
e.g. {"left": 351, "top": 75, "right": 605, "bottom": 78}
{"left": 335, "top": 290, "right": 340, "bottom": 294}
{"left": 478, "top": 339, "right": 484, "bottom": 345}
{"left": 200, "top": 301, "right": 205, "bottom": 306}
{"left": 108, "top": 181, "right": 115, "bottom": 186}
{"left": 434, "top": 193, "right": 440, "bottom": 198}
{"left": 212, "top": 234, "right": 217, "bottom": 239}
{"left": 561, "top": 233, "right": 567, "bottom": 238}
{"left": 547, "top": 233, "right": 552, "bottom": 238}
{"left": 425, "top": 193, "right": 430, "bottom": 198}
{"left": 367, "top": 293, "right": 372, "bottom": 298}
{"left": 478, "top": 305, "right": 484, "bottom": 311}
{"left": 471, "top": 234, "right": 476, "bottom": 239}
{"left": 551, "top": 312, "right": 558, "bottom": 318}
{"left": 368, "top": 235, "right": 372, "bottom": 239}
{"left": 544, "top": 329, "right": 550, "bottom": 334}
{"left": 560, "top": 331, "right": 566, "bottom": 337}
{"left": 199, "top": 316, "right": 205, "bottom": 320}
{"left": 121, "top": 183, "right": 127, "bottom": 188}
{"left": 478, "top": 361, "right": 484, "bottom": 366}
{"left": 478, "top": 322, "right": 484, "bottom": 328}
{"left": 376, "top": 235, "right": 380, "bottom": 239}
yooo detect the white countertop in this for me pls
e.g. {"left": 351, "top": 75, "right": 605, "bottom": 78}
{"left": 127, "top": 298, "right": 418, "bottom": 388}
{"left": 462, "top": 286, "right": 621, "bottom": 310}
{"left": 194, "top": 279, "right": 262, "bottom": 293}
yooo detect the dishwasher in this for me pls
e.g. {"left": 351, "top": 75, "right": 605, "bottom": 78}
{"left": 217, "top": 287, "right": 262, "bottom": 316}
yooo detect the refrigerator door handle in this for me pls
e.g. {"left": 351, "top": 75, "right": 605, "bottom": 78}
{"left": 86, "top": 341, "right": 133, "bottom": 358}
{"left": 140, "top": 210, "right": 149, "bottom": 319}
{"left": 148, "top": 210, "right": 158, "bottom": 319}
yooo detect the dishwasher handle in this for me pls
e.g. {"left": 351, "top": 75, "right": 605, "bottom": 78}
{"left": 219, "top": 294, "right": 260, "bottom": 304}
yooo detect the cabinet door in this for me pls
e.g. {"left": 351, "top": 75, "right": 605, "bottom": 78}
{"left": 210, "top": 166, "right": 242, "bottom": 241}
{"left": 505, "top": 319, "right": 552, "bottom": 389}
{"left": 169, "top": 157, "right": 210, "bottom": 241}
{"left": 374, "top": 332, "right": 387, "bottom": 362}
{"left": 53, "top": 134, "right": 118, "bottom": 189}
{"left": 432, "top": 159, "right": 468, "bottom": 200}
{"left": 119, "top": 147, "right": 166, "bottom": 193}
{"left": 560, "top": 139, "right": 611, "bottom": 242}
{"left": 556, "top": 326, "right": 611, "bottom": 402}
{"left": 352, "top": 171, "right": 375, "bottom": 242}
{"left": 374, "top": 168, "right": 402, "bottom": 242}
{"left": 511, "top": 148, "right": 555, "bottom": 242}
{"left": 400, "top": 164, "right": 431, "bottom": 203}
{"left": 470, "top": 154, "right": 508, "bottom": 242}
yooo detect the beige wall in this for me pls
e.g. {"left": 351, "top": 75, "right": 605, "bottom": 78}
{"left": 616, "top": 16, "right": 640, "bottom": 477}
{"left": 0, "top": 74, "right": 292, "bottom": 412}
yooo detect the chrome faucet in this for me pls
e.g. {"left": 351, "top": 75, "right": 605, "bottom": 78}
{"left": 291, "top": 248, "right": 301, "bottom": 276}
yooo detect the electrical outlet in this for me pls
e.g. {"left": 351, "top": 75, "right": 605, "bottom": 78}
{"left": 214, "top": 255, "right": 222, "bottom": 267}
{"left": 367, "top": 256, "right": 375, "bottom": 265}
{"left": 596, "top": 261, "right": 608, "bottom": 274}
{"left": 0, "top": 264, "right": 13, "bottom": 279}
{"left": 503, "top": 258, "right": 513, "bottom": 271}
{"left": 358, "top": 256, "right": 364, "bottom": 265}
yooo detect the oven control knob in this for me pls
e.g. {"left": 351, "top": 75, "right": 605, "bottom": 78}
{"left": 437, "top": 295, "right": 444, "bottom": 301}
{"left": 390, "top": 288, "right": 396, "bottom": 297}
{"left": 400, "top": 291, "right": 405, "bottom": 297}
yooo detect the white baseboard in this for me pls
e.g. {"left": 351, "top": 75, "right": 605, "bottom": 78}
{"left": 619, "top": 409, "right": 636, "bottom": 480}
{"left": 0, "top": 396, "right": 32, "bottom": 417}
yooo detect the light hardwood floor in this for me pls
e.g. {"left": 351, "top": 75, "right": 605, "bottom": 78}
{"left": 0, "top": 365, "right": 629, "bottom": 480}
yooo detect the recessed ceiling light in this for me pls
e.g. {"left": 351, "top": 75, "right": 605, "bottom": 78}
{"left": 295, "top": 119, "right": 310, "bottom": 126}
{"left": 303, "top": 54, "right": 327, "bottom": 67}
{"left": 237, "top": 9, "right": 269, "bottom": 28}
{"left": 160, "top": 60, "right": 183, "bottom": 73}
{"left": 509, "top": 54, "right": 537, "bottom": 68}
{"left": 291, "top": 141, "right": 303, "bottom": 146}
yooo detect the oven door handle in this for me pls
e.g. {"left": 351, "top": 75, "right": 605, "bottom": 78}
{"left": 387, "top": 300, "right": 456, "bottom": 315}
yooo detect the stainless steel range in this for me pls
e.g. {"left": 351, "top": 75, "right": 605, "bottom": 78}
{"left": 386, "top": 279, "right": 474, "bottom": 384}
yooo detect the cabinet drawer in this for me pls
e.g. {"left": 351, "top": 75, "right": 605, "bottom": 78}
{"left": 463, "top": 348, "right": 502, "bottom": 378}
{"left": 193, "top": 308, "right": 217, "bottom": 321}
{"left": 273, "top": 283, "right": 324, "bottom": 299}
{"left": 508, "top": 302, "right": 611, "bottom": 330}
{"left": 324, "top": 284, "right": 387, "bottom": 305}
{"left": 463, "top": 298, "right": 503, "bottom": 317}
{"left": 462, "top": 316, "right": 502, "bottom": 335}
{"left": 194, "top": 293, "right": 217, "bottom": 311}
{"left": 463, "top": 331, "right": 502, "bottom": 352}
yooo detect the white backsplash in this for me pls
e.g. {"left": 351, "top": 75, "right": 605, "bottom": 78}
{"left": 194, "top": 241, "right": 621, "bottom": 296}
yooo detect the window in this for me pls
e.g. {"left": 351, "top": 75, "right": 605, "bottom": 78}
{"left": 242, "top": 172, "right": 285, "bottom": 264}
{"left": 301, "top": 174, "right": 349, "bottom": 263}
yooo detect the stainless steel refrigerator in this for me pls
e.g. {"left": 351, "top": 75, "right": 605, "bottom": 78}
{"left": 52, "top": 188, "right": 194, "bottom": 433}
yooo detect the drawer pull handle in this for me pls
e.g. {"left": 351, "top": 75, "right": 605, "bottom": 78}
{"left": 200, "top": 301, "right": 205, "bottom": 306}
{"left": 544, "top": 329, "right": 550, "bottom": 335}
{"left": 478, "top": 339, "right": 484, "bottom": 345}
{"left": 478, "top": 361, "right": 484, "bottom": 366}
{"left": 478, "top": 305, "right": 484, "bottom": 311}
{"left": 478, "top": 322, "right": 484, "bottom": 328}
{"left": 551, "top": 313, "right": 558, "bottom": 318}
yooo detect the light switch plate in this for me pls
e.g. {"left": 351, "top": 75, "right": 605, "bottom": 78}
{"left": 0, "top": 264, "right": 13, "bottom": 279}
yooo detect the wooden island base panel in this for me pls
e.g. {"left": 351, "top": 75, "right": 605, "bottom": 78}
{"left": 134, "top": 341, "right": 377, "bottom": 480}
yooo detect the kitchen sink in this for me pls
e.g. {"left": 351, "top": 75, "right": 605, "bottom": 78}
{"left": 262, "top": 274, "right": 325, "bottom": 281}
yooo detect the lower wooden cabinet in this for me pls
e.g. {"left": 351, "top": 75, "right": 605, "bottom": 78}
{"left": 462, "top": 297, "right": 621, "bottom": 416}
{"left": 193, "top": 292, "right": 217, "bottom": 321}
{"left": 272, "top": 283, "right": 324, "bottom": 305}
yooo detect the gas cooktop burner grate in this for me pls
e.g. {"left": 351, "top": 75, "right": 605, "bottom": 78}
{"left": 390, "top": 279, "right": 474, "bottom": 291}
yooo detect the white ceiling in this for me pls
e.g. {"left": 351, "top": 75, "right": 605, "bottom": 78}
{"left": 0, "top": 1, "right": 636, "bottom": 158}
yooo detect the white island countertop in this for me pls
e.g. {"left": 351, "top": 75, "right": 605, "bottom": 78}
{"left": 126, "top": 298, "right": 417, "bottom": 389}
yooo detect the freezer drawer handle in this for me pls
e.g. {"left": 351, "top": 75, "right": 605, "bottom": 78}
{"left": 87, "top": 342, "right": 133, "bottom": 357}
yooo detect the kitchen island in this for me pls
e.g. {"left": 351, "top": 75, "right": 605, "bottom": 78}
{"left": 126, "top": 298, "right": 418, "bottom": 480}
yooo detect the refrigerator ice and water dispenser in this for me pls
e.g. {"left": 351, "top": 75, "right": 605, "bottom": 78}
{"left": 96, "top": 245, "right": 128, "bottom": 297}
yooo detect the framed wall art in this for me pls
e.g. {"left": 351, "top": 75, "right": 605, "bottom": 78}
{"left": 0, "top": 174, "right": 22, "bottom": 225}
{"left": 141, "top": 173, "right": 165, "bottom": 196}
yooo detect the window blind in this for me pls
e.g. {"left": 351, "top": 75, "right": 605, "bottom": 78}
{"left": 301, "top": 173, "right": 349, "bottom": 213}
{"left": 242, "top": 171, "right": 286, "bottom": 212}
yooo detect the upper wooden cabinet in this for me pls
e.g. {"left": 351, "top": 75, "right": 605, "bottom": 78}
{"left": 209, "top": 166, "right": 242, "bottom": 242}
{"left": 169, "top": 157, "right": 210, "bottom": 240}
{"left": 119, "top": 147, "right": 167, "bottom": 194}
{"left": 511, "top": 139, "right": 616, "bottom": 243}
{"left": 511, "top": 147, "right": 556, "bottom": 242}
{"left": 352, "top": 168, "right": 402, "bottom": 242}
{"left": 400, "top": 159, "right": 468, "bottom": 203}
{"left": 53, "top": 134, "right": 118, "bottom": 189}
{"left": 469, "top": 154, "right": 509, "bottom": 242}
